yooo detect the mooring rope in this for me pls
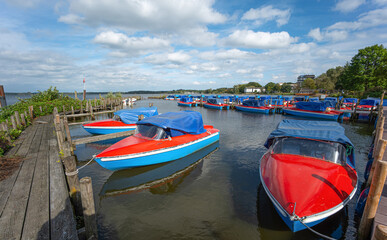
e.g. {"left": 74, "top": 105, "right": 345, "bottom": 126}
{"left": 291, "top": 214, "right": 337, "bottom": 240}
{"left": 65, "top": 155, "right": 96, "bottom": 176}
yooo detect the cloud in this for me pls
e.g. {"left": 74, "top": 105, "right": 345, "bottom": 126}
{"left": 59, "top": 0, "right": 227, "bottom": 32}
{"left": 224, "top": 30, "right": 297, "bottom": 49}
{"left": 145, "top": 51, "right": 191, "bottom": 65}
{"left": 328, "top": 8, "right": 387, "bottom": 30}
{"left": 4, "top": 0, "right": 42, "bottom": 8}
{"left": 177, "top": 27, "right": 219, "bottom": 47}
{"left": 308, "top": 28, "right": 348, "bottom": 42}
{"left": 93, "top": 31, "right": 170, "bottom": 56}
{"left": 334, "top": 0, "right": 365, "bottom": 13}
{"left": 241, "top": 5, "right": 291, "bottom": 27}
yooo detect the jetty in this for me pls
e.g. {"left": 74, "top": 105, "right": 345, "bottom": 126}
{"left": 0, "top": 115, "right": 78, "bottom": 239}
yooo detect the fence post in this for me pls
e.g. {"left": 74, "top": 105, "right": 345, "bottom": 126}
{"left": 29, "top": 106, "right": 34, "bottom": 120}
{"left": 80, "top": 177, "right": 98, "bottom": 240}
{"left": 20, "top": 114, "right": 26, "bottom": 126}
{"left": 10, "top": 116, "right": 17, "bottom": 130}
{"left": 14, "top": 111, "right": 21, "bottom": 127}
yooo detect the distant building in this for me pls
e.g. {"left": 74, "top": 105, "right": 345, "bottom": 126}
{"left": 244, "top": 87, "right": 266, "bottom": 93}
{"left": 297, "top": 75, "right": 315, "bottom": 85}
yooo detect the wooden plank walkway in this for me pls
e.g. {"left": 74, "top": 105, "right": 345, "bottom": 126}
{"left": 372, "top": 106, "right": 387, "bottom": 236}
{"left": 0, "top": 115, "right": 78, "bottom": 240}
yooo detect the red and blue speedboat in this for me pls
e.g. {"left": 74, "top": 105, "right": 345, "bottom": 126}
{"left": 203, "top": 98, "right": 229, "bottom": 110}
{"left": 283, "top": 101, "right": 343, "bottom": 121}
{"left": 260, "top": 119, "right": 357, "bottom": 232}
{"left": 82, "top": 107, "right": 158, "bottom": 135}
{"left": 235, "top": 99, "right": 274, "bottom": 114}
{"left": 94, "top": 111, "right": 220, "bottom": 170}
{"left": 178, "top": 97, "right": 197, "bottom": 107}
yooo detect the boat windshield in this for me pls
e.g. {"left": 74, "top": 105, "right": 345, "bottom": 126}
{"left": 271, "top": 138, "right": 347, "bottom": 165}
{"left": 112, "top": 115, "right": 121, "bottom": 121}
{"left": 135, "top": 124, "right": 167, "bottom": 140}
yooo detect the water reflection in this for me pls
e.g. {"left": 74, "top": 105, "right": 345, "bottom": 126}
{"left": 256, "top": 183, "right": 348, "bottom": 240}
{"left": 100, "top": 142, "right": 219, "bottom": 198}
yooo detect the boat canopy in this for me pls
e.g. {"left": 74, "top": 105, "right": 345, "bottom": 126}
{"left": 344, "top": 98, "right": 358, "bottom": 103}
{"left": 207, "top": 98, "right": 224, "bottom": 105}
{"left": 321, "top": 100, "right": 336, "bottom": 108}
{"left": 264, "top": 119, "right": 354, "bottom": 149}
{"left": 180, "top": 97, "right": 193, "bottom": 103}
{"left": 137, "top": 111, "right": 206, "bottom": 135}
{"left": 242, "top": 99, "right": 265, "bottom": 107}
{"left": 359, "top": 99, "right": 378, "bottom": 106}
{"left": 295, "top": 101, "right": 327, "bottom": 111}
{"left": 309, "top": 97, "right": 319, "bottom": 102}
{"left": 283, "top": 96, "right": 293, "bottom": 101}
{"left": 114, "top": 107, "right": 158, "bottom": 124}
{"left": 294, "top": 96, "right": 305, "bottom": 102}
{"left": 325, "top": 97, "right": 337, "bottom": 102}
{"left": 259, "top": 96, "right": 271, "bottom": 100}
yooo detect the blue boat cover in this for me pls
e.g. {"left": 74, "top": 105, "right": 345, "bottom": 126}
{"left": 283, "top": 96, "right": 293, "bottom": 101}
{"left": 242, "top": 99, "right": 265, "bottom": 107}
{"left": 325, "top": 97, "right": 337, "bottom": 102}
{"left": 137, "top": 111, "right": 206, "bottom": 135}
{"left": 344, "top": 98, "right": 358, "bottom": 103}
{"left": 309, "top": 97, "right": 319, "bottom": 102}
{"left": 271, "top": 99, "right": 284, "bottom": 105}
{"left": 359, "top": 99, "right": 378, "bottom": 106}
{"left": 264, "top": 119, "right": 354, "bottom": 148}
{"left": 114, "top": 107, "right": 158, "bottom": 124}
{"left": 259, "top": 96, "right": 271, "bottom": 100}
{"left": 295, "top": 101, "right": 327, "bottom": 111}
{"left": 322, "top": 100, "right": 336, "bottom": 108}
{"left": 207, "top": 98, "right": 223, "bottom": 105}
{"left": 180, "top": 97, "right": 193, "bottom": 103}
{"left": 294, "top": 96, "right": 305, "bottom": 101}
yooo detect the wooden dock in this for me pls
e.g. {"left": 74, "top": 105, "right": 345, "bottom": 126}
{"left": 0, "top": 115, "right": 78, "bottom": 239}
{"left": 372, "top": 105, "right": 387, "bottom": 238}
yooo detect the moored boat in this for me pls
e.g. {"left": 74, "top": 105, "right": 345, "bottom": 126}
{"left": 260, "top": 119, "right": 357, "bottom": 232}
{"left": 283, "top": 101, "right": 343, "bottom": 121}
{"left": 235, "top": 99, "right": 274, "bottom": 114}
{"left": 83, "top": 107, "right": 158, "bottom": 135}
{"left": 203, "top": 98, "right": 229, "bottom": 110}
{"left": 94, "top": 111, "right": 220, "bottom": 170}
{"left": 177, "top": 97, "right": 197, "bottom": 107}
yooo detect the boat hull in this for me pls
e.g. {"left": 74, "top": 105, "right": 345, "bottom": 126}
{"left": 283, "top": 108, "right": 341, "bottom": 121}
{"left": 203, "top": 103, "right": 229, "bottom": 110}
{"left": 235, "top": 105, "right": 273, "bottom": 114}
{"left": 83, "top": 125, "right": 136, "bottom": 135}
{"left": 178, "top": 102, "right": 197, "bottom": 107}
{"left": 95, "top": 132, "right": 220, "bottom": 170}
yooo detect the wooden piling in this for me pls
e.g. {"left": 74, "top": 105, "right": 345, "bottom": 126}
{"left": 373, "top": 224, "right": 387, "bottom": 240}
{"left": 80, "top": 177, "right": 98, "bottom": 240}
{"left": 54, "top": 114, "right": 64, "bottom": 153}
{"left": 0, "top": 85, "right": 7, "bottom": 107}
{"left": 10, "top": 116, "right": 17, "bottom": 130}
{"left": 14, "top": 111, "right": 21, "bottom": 127}
{"left": 359, "top": 160, "right": 387, "bottom": 240}
{"left": 63, "top": 115, "right": 72, "bottom": 146}
{"left": 74, "top": 91, "right": 78, "bottom": 100}
{"left": 62, "top": 154, "right": 82, "bottom": 215}
{"left": 71, "top": 106, "right": 74, "bottom": 115}
{"left": 20, "top": 113, "right": 26, "bottom": 126}
{"left": 368, "top": 139, "right": 387, "bottom": 186}
{"left": 29, "top": 106, "right": 34, "bottom": 120}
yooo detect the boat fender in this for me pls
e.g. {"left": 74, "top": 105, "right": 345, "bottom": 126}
{"left": 364, "top": 159, "right": 373, "bottom": 181}
{"left": 355, "top": 187, "right": 370, "bottom": 216}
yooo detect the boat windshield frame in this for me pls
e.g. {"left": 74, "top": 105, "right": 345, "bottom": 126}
{"left": 270, "top": 137, "right": 347, "bottom": 166}
{"left": 134, "top": 124, "right": 167, "bottom": 141}
{"left": 112, "top": 115, "right": 121, "bottom": 121}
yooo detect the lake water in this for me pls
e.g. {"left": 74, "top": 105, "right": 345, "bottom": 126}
{"left": 69, "top": 98, "right": 373, "bottom": 240}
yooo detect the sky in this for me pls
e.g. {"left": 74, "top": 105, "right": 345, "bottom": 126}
{"left": 0, "top": 0, "right": 387, "bottom": 92}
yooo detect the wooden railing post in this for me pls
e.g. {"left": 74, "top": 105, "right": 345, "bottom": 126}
{"left": 10, "top": 116, "right": 17, "bottom": 130}
{"left": 14, "top": 111, "right": 21, "bottom": 127}
{"left": 20, "top": 113, "right": 26, "bottom": 126}
{"left": 368, "top": 139, "right": 387, "bottom": 186}
{"left": 80, "top": 177, "right": 98, "bottom": 240}
{"left": 359, "top": 160, "right": 387, "bottom": 240}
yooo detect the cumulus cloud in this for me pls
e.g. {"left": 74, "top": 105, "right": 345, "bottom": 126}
{"left": 59, "top": 0, "right": 226, "bottom": 32}
{"left": 242, "top": 5, "right": 291, "bottom": 27}
{"left": 93, "top": 31, "right": 170, "bottom": 56}
{"left": 145, "top": 51, "right": 191, "bottom": 65}
{"left": 178, "top": 27, "right": 218, "bottom": 47}
{"left": 224, "top": 30, "right": 297, "bottom": 49}
{"left": 334, "top": 0, "right": 365, "bottom": 13}
{"left": 308, "top": 28, "right": 348, "bottom": 42}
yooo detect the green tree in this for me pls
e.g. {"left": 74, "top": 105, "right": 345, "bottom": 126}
{"left": 265, "top": 82, "right": 276, "bottom": 93}
{"left": 280, "top": 84, "right": 292, "bottom": 93}
{"left": 302, "top": 78, "right": 316, "bottom": 89}
{"left": 337, "top": 44, "right": 387, "bottom": 91}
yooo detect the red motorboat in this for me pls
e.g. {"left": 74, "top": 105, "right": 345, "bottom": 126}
{"left": 260, "top": 120, "right": 357, "bottom": 232}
